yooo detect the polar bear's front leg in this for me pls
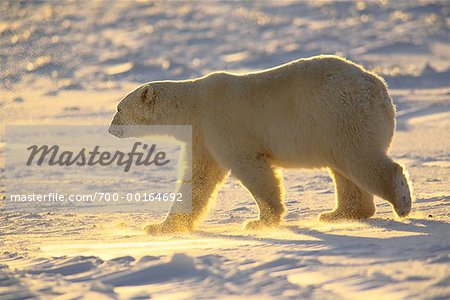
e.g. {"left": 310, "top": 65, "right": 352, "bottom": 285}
{"left": 144, "top": 148, "right": 227, "bottom": 234}
{"left": 320, "top": 169, "right": 375, "bottom": 222}
{"left": 231, "top": 155, "right": 286, "bottom": 230}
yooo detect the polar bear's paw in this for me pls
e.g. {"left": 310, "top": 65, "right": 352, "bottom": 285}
{"left": 319, "top": 211, "right": 347, "bottom": 222}
{"left": 144, "top": 222, "right": 191, "bottom": 235}
{"left": 143, "top": 223, "right": 171, "bottom": 235}
{"left": 392, "top": 167, "right": 412, "bottom": 218}
{"left": 244, "top": 219, "right": 280, "bottom": 230}
{"left": 319, "top": 209, "right": 374, "bottom": 222}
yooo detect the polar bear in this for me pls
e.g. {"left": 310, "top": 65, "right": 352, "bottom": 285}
{"left": 109, "top": 55, "right": 413, "bottom": 234}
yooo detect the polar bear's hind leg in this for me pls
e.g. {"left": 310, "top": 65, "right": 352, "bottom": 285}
{"left": 320, "top": 169, "right": 375, "bottom": 222}
{"left": 339, "top": 153, "right": 412, "bottom": 219}
{"left": 392, "top": 165, "right": 413, "bottom": 217}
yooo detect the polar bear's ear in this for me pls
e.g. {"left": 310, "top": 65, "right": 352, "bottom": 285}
{"left": 140, "top": 86, "right": 157, "bottom": 107}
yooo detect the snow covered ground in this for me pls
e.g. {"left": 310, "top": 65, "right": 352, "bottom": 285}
{"left": 1, "top": 1, "right": 449, "bottom": 299}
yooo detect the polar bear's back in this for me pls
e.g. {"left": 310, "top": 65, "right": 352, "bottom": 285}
{"left": 199, "top": 56, "right": 395, "bottom": 168}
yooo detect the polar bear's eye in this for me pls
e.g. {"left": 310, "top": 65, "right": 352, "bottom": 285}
{"left": 117, "top": 107, "right": 122, "bottom": 113}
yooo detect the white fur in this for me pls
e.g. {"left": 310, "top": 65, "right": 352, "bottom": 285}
{"left": 110, "top": 55, "right": 413, "bottom": 233}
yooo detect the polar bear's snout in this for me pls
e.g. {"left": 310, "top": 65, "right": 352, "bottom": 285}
{"left": 108, "top": 124, "right": 125, "bottom": 138}
{"left": 109, "top": 113, "right": 126, "bottom": 138}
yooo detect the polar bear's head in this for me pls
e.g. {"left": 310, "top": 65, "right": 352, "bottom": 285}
{"left": 109, "top": 84, "right": 164, "bottom": 138}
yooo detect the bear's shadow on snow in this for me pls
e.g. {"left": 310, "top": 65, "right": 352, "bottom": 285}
{"left": 196, "top": 218, "right": 450, "bottom": 260}
{"left": 287, "top": 218, "right": 450, "bottom": 259}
